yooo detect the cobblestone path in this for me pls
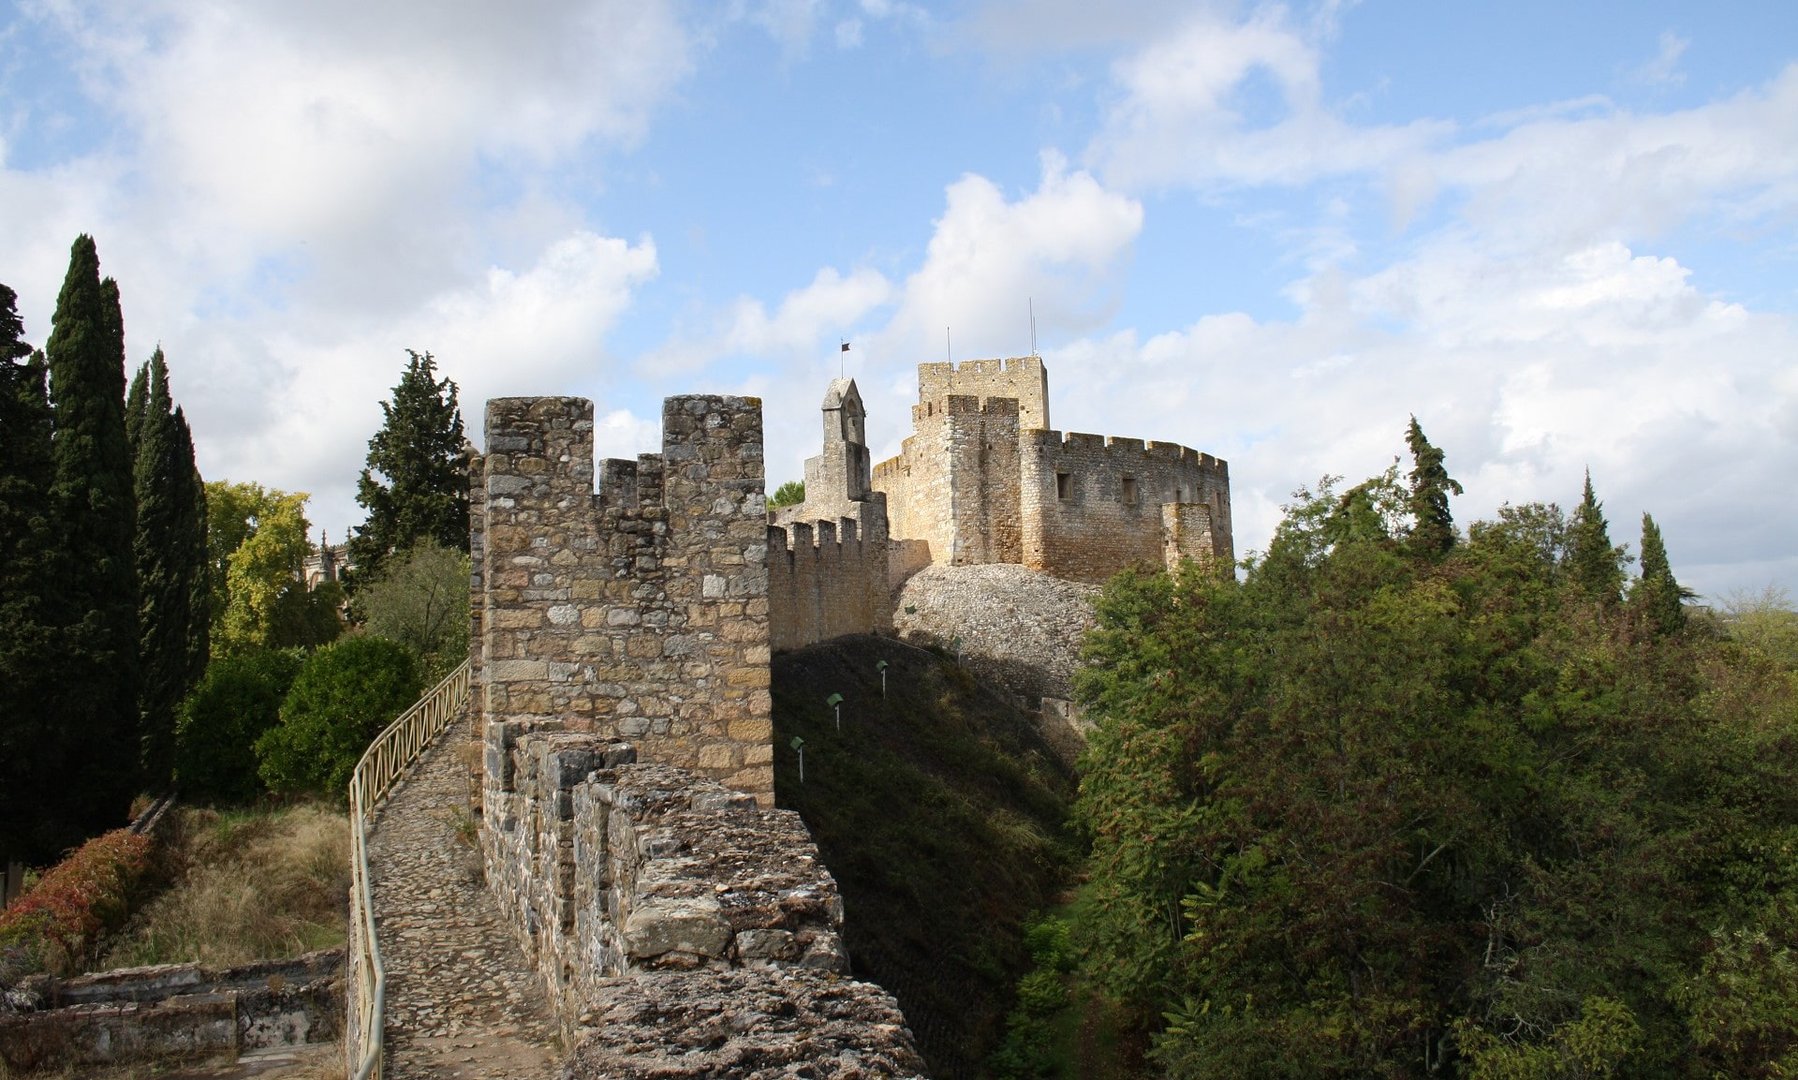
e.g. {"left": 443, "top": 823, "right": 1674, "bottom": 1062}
{"left": 367, "top": 731, "right": 564, "bottom": 1080}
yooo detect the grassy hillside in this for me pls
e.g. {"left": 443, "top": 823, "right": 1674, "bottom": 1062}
{"left": 772, "top": 634, "right": 1079, "bottom": 1079}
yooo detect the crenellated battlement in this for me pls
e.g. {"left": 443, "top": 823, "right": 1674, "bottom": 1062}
{"left": 872, "top": 358, "right": 1234, "bottom": 584}
{"left": 766, "top": 516, "right": 891, "bottom": 652}
{"left": 477, "top": 394, "right": 773, "bottom": 806}
{"left": 916, "top": 355, "right": 1048, "bottom": 431}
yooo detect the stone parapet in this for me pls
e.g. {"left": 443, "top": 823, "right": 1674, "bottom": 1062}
{"left": 768, "top": 516, "right": 892, "bottom": 652}
{"left": 479, "top": 394, "right": 772, "bottom": 804}
{"left": 480, "top": 729, "right": 915, "bottom": 1067}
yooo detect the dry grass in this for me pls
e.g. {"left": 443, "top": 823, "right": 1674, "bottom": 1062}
{"left": 102, "top": 804, "right": 350, "bottom": 970}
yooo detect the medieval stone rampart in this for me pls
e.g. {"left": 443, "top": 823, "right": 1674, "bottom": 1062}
{"left": 872, "top": 358, "right": 1233, "bottom": 585}
{"left": 915, "top": 355, "right": 1049, "bottom": 431}
{"left": 473, "top": 392, "right": 922, "bottom": 1074}
{"left": 768, "top": 518, "right": 892, "bottom": 653}
{"left": 873, "top": 395, "right": 1022, "bottom": 568}
{"left": 1018, "top": 429, "right": 1232, "bottom": 584}
{"left": 477, "top": 395, "right": 772, "bottom": 806}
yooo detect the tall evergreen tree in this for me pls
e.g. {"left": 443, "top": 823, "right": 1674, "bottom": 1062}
{"left": 45, "top": 235, "right": 141, "bottom": 829}
{"left": 0, "top": 285, "right": 80, "bottom": 864}
{"left": 1566, "top": 469, "right": 1625, "bottom": 605}
{"left": 347, "top": 349, "right": 468, "bottom": 586}
{"left": 1631, "top": 512, "right": 1686, "bottom": 636}
{"left": 1404, "top": 416, "right": 1463, "bottom": 558}
{"left": 132, "top": 348, "right": 210, "bottom": 787}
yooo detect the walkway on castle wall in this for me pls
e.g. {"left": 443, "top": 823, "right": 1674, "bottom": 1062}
{"left": 367, "top": 731, "right": 563, "bottom": 1080}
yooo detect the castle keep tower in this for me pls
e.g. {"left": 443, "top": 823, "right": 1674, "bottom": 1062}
{"left": 872, "top": 356, "right": 1233, "bottom": 585}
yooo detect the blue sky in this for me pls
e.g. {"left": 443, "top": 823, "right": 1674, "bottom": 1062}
{"left": 2, "top": 0, "right": 1795, "bottom": 601}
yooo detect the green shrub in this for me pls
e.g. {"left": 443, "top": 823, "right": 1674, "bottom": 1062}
{"left": 174, "top": 649, "right": 303, "bottom": 804}
{"left": 0, "top": 829, "right": 154, "bottom": 976}
{"left": 256, "top": 636, "right": 421, "bottom": 798}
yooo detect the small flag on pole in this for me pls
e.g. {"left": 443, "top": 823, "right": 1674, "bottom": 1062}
{"left": 841, "top": 341, "right": 850, "bottom": 352}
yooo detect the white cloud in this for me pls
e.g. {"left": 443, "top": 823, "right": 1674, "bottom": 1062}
{"left": 1629, "top": 30, "right": 1689, "bottom": 87}
{"left": 190, "top": 229, "right": 660, "bottom": 536}
{"left": 0, "top": 0, "right": 692, "bottom": 539}
{"left": 1087, "top": 7, "right": 1451, "bottom": 190}
{"left": 878, "top": 151, "right": 1143, "bottom": 362}
{"left": 1034, "top": 235, "right": 1797, "bottom": 602}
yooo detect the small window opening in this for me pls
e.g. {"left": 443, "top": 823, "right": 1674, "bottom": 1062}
{"left": 1122, "top": 477, "right": 1138, "bottom": 505}
{"left": 1056, "top": 472, "right": 1073, "bottom": 500}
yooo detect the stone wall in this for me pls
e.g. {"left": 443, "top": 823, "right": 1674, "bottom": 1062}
{"left": 872, "top": 395, "right": 1021, "bottom": 567}
{"left": 480, "top": 729, "right": 921, "bottom": 1073}
{"left": 0, "top": 951, "right": 342, "bottom": 1073}
{"left": 1017, "top": 430, "right": 1232, "bottom": 584}
{"left": 478, "top": 395, "right": 773, "bottom": 805}
{"left": 768, "top": 518, "right": 892, "bottom": 653}
{"left": 916, "top": 356, "right": 1049, "bottom": 432}
{"left": 875, "top": 358, "right": 1234, "bottom": 586}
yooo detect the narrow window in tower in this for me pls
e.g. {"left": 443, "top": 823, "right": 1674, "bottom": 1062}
{"left": 1122, "top": 477, "right": 1138, "bottom": 505}
{"left": 1056, "top": 472, "right": 1073, "bottom": 500}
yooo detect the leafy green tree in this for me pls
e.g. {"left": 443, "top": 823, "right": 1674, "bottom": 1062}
{"left": 206, "top": 481, "right": 341, "bottom": 657}
{"left": 769, "top": 479, "right": 806, "bottom": 508}
{"left": 45, "top": 235, "right": 140, "bottom": 831}
{"left": 1404, "top": 415, "right": 1463, "bottom": 558}
{"left": 173, "top": 649, "right": 301, "bottom": 804}
{"left": 347, "top": 350, "right": 467, "bottom": 586}
{"left": 0, "top": 285, "right": 80, "bottom": 866}
{"left": 351, "top": 539, "right": 471, "bottom": 681}
{"left": 1072, "top": 423, "right": 1798, "bottom": 1078}
{"left": 129, "top": 350, "right": 210, "bottom": 786}
{"left": 1717, "top": 587, "right": 1798, "bottom": 671}
{"left": 1565, "top": 469, "right": 1625, "bottom": 604}
{"left": 256, "top": 636, "right": 421, "bottom": 797}
{"left": 1629, "top": 512, "right": 1686, "bottom": 636}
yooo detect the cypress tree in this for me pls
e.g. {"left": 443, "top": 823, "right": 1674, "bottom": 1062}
{"left": 1631, "top": 513, "right": 1686, "bottom": 636}
{"left": 347, "top": 349, "right": 468, "bottom": 586}
{"left": 1404, "top": 416, "right": 1463, "bottom": 559}
{"left": 125, "top": 360, "right": 149, "bottom": 452}
{"left": 1565, "top": 469, "right": 1625, "bottom": 605}
{"left": 133, "top": 349, "right": 210, "bottom": 787}
{"left": 0, "top": 285, "right": 80, "bottom": 864}
{"left": 45, "top": 235, "right": 141, "bottom": 829}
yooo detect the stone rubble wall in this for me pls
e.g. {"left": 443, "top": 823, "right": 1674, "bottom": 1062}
{"left": 1018, "top": 428, "right": 1232, "bottom": 584}
{"left": 872, "top": 395, "right": 1021, "bottom": 568}
{"left": 915, "top": 355, "right": 1049, "bottom": 432}
{"left": 768, "top": 518, "right": 893, "bottom": 653}
{"left": 0, "top": 950, "right": 342, "bottom": 1073}
{"left": 480, "top": 728, "right": 920, "bottom": 1070}
{"left": 478, "top": 395, "right": 773, "bottom": 805}
{"left": 874, "top": 358, "right": 1234, "bottom": 586}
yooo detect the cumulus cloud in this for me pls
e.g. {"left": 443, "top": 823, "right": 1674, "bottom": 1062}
{"left": 877, "top": 151, "right": 1142, "bottom": 361}
{"left": 1087, "top": 7, "right": 1450, "bottom": 190}
{"left": 1038, "top": 235, "right": 1797, "bottom": 602}
{"left": 0, "top": 0, "right": 692, "bottom": 538}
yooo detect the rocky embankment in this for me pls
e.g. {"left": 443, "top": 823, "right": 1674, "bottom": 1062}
{"left": 893, "top": 563, "right": 1098, "bottom": 708}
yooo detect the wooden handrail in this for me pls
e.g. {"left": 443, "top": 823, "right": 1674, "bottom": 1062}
{"left": 347, "top": 660, "right": 471, "bottom": 1080}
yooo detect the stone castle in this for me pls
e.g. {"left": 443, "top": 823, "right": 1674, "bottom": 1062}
{"left": 768, "top": 355, "right": 1232, "bottom": 651}
{"left": 465, "top": 357, "right": 1229, "bottom": 1073}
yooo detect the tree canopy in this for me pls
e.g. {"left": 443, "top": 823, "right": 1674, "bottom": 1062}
{"left": 769, "top": 479, "right": 806, "bottom": 508}
{"left": 206, "top": 481, "right": 341, "bottom": 657}
{"left": 0, "top": 284, "right": 78, "bottom": 865}
{"left": 1073, "top": 427, "right": 1798, "bottom": 1078}
{"left": 351, "top": 539, "right": 471, "bottom": 681}
{"left": 347, "top": 349, "right": 468, "bottom": 586}
{"left": 44, "top": 236, "right": 141, "bottom": 834}
{"left": 129, "top": 350, "right": 210, "bottom": 786}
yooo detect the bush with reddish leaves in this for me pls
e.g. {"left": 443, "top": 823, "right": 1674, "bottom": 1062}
{"left": 0, "top": 828, "right": 153, "bottom": 976}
